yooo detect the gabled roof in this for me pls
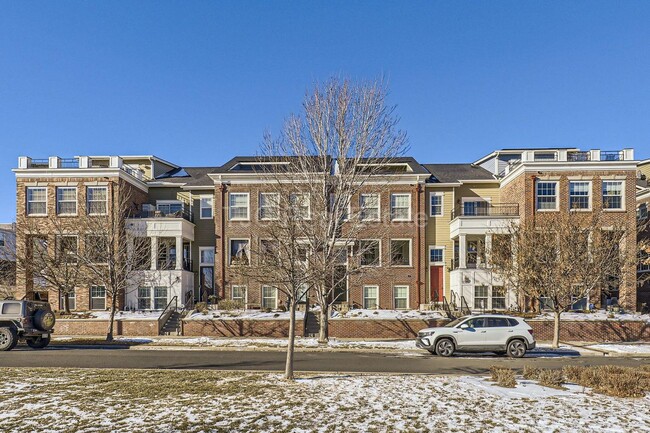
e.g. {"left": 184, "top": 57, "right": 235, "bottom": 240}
{"left": 422, "top": 163, "right": 496, "bottom": 183}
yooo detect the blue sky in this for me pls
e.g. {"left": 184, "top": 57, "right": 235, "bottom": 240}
{"left": 1, "top": 1, "right": 649, "bottom": 221}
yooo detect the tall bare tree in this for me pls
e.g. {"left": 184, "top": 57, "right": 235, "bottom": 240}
{"left": 261, "top": 77, "right": 409, "bottom": 343}
{"left": 490, "top": 211, "right": 629, "bottom": 347}
{"left": 75, "top": 184, "right": 149, "bottom": 341}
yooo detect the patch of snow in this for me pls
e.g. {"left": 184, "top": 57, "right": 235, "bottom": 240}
{"left": 530, "top": 310, "right": 650, "bottom": 322}
{"left": 185, "top": 310, "right": 305, "bottom": 321}
{"left": 331, "top": 308, "right": 445, "bottom": 320}
{"left": 587, "top": 344, "right": 650, "bottom": 354}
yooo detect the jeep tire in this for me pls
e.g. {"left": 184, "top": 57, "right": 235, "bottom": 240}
{"left": 26, "top": 335, "right": 51, "bottom": 349}
{"left": 0, "top": 327, "right": 18, "bottom": 351}
{"left": 33, "top": 309, "right": 56, "bottom": 332}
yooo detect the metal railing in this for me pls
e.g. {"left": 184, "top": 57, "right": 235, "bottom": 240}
{"left": 131, "top": 208, "right": 193, "bottom": 222}
{"left": 121, "top": 164, "right": 152, "bottom": 182}
{"left": 60, "top": 158, "right": 79, "bottom": 168}
{"left": 451, "top": 203, "right": 519, "bottom": 219}
{"left": 600, "top": 151, "right": 623, "bottom": 161}
{"left": 157, "top": 295, "right": 178, "bottom": 334}
{"left": 30, "top": 159, "right": 49, "bottom": 168}
{"left": 567, "top": 151, "right": 591, "bottom": 161}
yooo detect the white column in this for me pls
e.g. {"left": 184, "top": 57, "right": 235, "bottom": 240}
{"left": 459, "top": 234, "right": 467, "bottom": 269}
{"left": 150, "top": 236, "right": 158, "bottom": 270}
{"left": 485, "top": 234, "right": 492, "bottom": 268}
{"left": 48, "top": 156, "right": 60, "bottom": 168}
{"left": 175, "top": 236, "right": 183, "bottom": 270}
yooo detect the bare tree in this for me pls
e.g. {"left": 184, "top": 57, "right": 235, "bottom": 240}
{"left": 230, "top": 188, "right": 316, "bottom": 380}
{"left": 490, "top": 211, "right": 629, "bottom": 347}
{"left": 75, "top": 184, "right": 149, "bottom": 341}
{"left": 14, "top": 217, "right": 86, "bottom": 314}
{"left": 638, "top": 212, "right": 650, "bottom": 291}
{"left": 261, "top": 77, "right": 409, "bottom": 343}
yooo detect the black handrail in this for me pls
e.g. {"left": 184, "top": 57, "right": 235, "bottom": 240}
{"left": 158, "top": 295, "right": 178, "bottom": 333}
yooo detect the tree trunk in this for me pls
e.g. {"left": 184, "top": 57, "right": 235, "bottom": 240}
{"left": 106, "top": 294, "right": 118, "bottom": 342}
{"left": 552, "top": 310, "right": 561, "bottom": 348}
{"left": 285, "top": 299, "right": 297, "bottom": 380}
{"left": 62, "top": 289, "right": 70, "bottom": 315}
{"left": 318, "top": 304, "right": 329, "bottom": 344}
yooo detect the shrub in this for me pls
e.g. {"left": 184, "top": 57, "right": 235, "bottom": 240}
{"left": 562, "top": 365, "right": 586, "bottom": 383}
{"left": 217, "top": 300, "right": 243, "bottom": 311}
{"left": 522, "top": 365, "right": 541, "bottom": 380}
{"left": 195, "top": 302, "right": 209, "bottom": 314}
{"left": 537, "top": 369, "right": 564, "bottom": 389}
{"left": 490, "top": 366, "right": 516, "bottom": 388}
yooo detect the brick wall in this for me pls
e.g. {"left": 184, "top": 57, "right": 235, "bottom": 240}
{"left": 182, "top": 319, "right": 304, "bottom": 338}
{"left": 54, "top": 319, "right": 159, "bottom": 336}
{"left": 528, "top": 320, "right": 650, "bottom": 342}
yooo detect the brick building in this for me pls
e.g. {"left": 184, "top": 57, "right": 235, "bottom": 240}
{"left": 11, "top": 147, "right": 646, "bottom": 314}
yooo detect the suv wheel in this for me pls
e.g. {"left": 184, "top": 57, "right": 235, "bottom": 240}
{"left": 0, "top": 327, "right": 18, "bottom": 351}
{"left": 26, "top": 335, "right": 51, "bottom": 349}
{"left": 435, "top": 338, "right": 455, "bottom": 357}
{"left": 506, "top": 339, "right": 527, "bottom": 358}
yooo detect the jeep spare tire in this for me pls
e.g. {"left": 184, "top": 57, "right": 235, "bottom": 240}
{"left": 33, "top": 309, "right": 56, "bottom": 332}
{"left": 0, "top": 327, "right": 17, "bottom": 351}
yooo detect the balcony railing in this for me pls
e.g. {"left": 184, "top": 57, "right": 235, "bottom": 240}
{"left": 600, "top": 151, "right": 623, "bottom": 161}
{"left": 567, "top": 151, "right": 591, "bottom": 162}
{"left": 30, "top": 159, "right": 49, "bottom": 168}
{"left": 451, "top": 203, "right": 519, "bottom": 219}
{"left": 131, "top": 208, "right": 194, "bottom": 222}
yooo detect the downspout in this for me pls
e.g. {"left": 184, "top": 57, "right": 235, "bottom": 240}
{"left": 416, "top": 184, "right": 423, "bottom": 306}
{"left": 219, "top": 184, "right": 227, "bottom": 300}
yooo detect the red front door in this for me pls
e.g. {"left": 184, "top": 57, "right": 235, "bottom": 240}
{"left": 430, "top": 266, "right": 444, "bottom": 303}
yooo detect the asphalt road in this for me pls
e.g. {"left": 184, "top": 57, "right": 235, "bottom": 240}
{"left": 0, "top": 346, "right": 648, "bottom": 374}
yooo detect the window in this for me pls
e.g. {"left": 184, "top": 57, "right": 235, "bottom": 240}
{"left": 429, "top": 247, "right": 444, "bottom": 264}
{"left": 259, "top": 193, "right": 279, "bottom": 220}
{"left": 56, "top": 187, "right": 77, "bottom": 215}
{"left": 492, "top": 286, "right": 506, "bottom": 310}
{"left": 157, "top": 200, "right": 184, "bottom": 216}
{"left": 229, "top": 193, "right": 249, "bottom": 220}
{"left": 289, "top": 193, "right": 310, "bottom": 219}
{"left": 259, "top": 239, "right": 278, "bottom": 264}
{"left": 474, "top": 285, "right": 488, "bottom": 309}
{"left": 463, "top": 200, "right": 489, "bottom": 216}
{"left": 602, "top": 181, "right": 624, "bottom": 210}
{"left": 390, "top": 239, "right": 411, "bottom": 266}
{"left": 569, "top": 181, "right": 591, "bottom": 210}
{"left": 639, "top": 203, "right": 648, "bottom": 220}
{"left": 199, "top": 267, "right": 214, "bottom": 300}
{"left": 1, "top": 303, "right": 21, "bottom": 315}
{"left": 487, "top": 317, "right": 510, "bottom": 327}
{"left": 232, "top": 285, "right": 247, "bottom": 305}
{"left": 85, "top": 235, "right": 108, "bottom": 263}
{"left": 86, "top": 186, "right": 107, "bottom": 215}
{"left": 430, "top": 193, "right": 443, "bottom": 217}
{"left": 261, "top": 285, "right": 278, "bottom": 310}
{"left": 360, "top": 194, "right": 380, "bottom": 221}
{"left": 536, "top": 181, "right": 558, "bottom": 211}
{"left": 90, "top": 286, "right": 106, "bottom": 310}
{"left": 56, "top": 236, "right": 78, "bottom": 263}
{"left": 297, "top": 283, "right": 309, "bottom": 303}
{"left": 330, "top": 193, "right": 350, "bottom": 221}
{"left": 390, "top": 193, "right": 411, "bottom": 221}
{"left": 133, "top": 237, "right": 151, "bottom": 270}
{"left": 199, "top": 247, "right": 215, "bottom": 266}
{"left": 137, "top": 287, "right": 151, "bottom": 310}
{"left": 359, "top": 240, "right": 380, "bottom": 267}
{"left": 393, "top": 285, "right": 408, "bottom": 309}
{"left": 363, "top": 285, "right": 379, "bottom": 309}
{"left": 200, "top": 196, "right": 213, "bottom": 219}
{"left": 60, "top": 289, "right": 76, "bottom": 311}
{"left": 229, "top": 239, "right": 250, "bottom": 265}
{"left": 26, "top": 187, "right": 47, "bottom": 216}
{"left": 464, "top": 317, "right": 486, "bottom": 328}
{"left": 154, "top": 286, "right": 168, "bottom": 310}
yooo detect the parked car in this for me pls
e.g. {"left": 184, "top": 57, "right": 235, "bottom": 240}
{"left": 416, "top": 314, "right": 535, "bottom": 358}
{"left": 0, "top": 300, "right": 55, "bottom": 351}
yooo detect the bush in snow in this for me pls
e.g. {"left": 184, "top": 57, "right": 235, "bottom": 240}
{"left": 490, "top": 366, "right": 516, "bottom": 388}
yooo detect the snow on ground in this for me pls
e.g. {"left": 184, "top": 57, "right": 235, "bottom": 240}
{"left": 185, "top": 309, "right": 306, "bottom": 320}
{"left": 587, "top": 344, "right": 650, "bottom": 354}
{"left": 185, "top": 308, "right": 446, "bottom": 321}
{"left": 0, "top": 368, "right": 648, "bottom": 433}
{"left": 65, "top": 311, "right": 163, "bottom": 320}
{"left": 330, "top": 308, "right": 446, "bottom": 320}
{"left": 531, "top": 310, "right": 650, "bottom": 322}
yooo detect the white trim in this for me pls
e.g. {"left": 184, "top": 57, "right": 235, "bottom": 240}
{"left": 199, "top": 195, "right": 214, "bottom": 220}
{"left": 86, "top": 186, "right": 108, "bottom": 216}
{"left": 393, "top": 285, "right": 409, "bottom": 310}
{"left": 429, "top": 192, "right": 444, "bottom": 217}
{"left": 13, "top": 168, "right": 149, "bottom": 192}
{"left": 228, "top": 238, "right": 251, "bottom": 266}
{"left": 56, "top": 186, "right": 78, "bottom": 216}
{"left": 25, "top": 186, "right": 48, "bottom": 216}
{"left": 568, "top": 180, "right": 592, "bottom": 211}
{"left": 289, "top": 193, "right": 311, "bottom": 220}
{"left": 228, "top": 192, "right": 250, "bottom": 221}
{"left": 232, "top": 285, "right": 248, "bottom": 305}
{"left": 363, "top": 285, "right": 379, "bottom": 309}
{"left": 261, "top": 285, "right": 278, "bottom": 310}
{"left": 390, "top": 193, "right": 412, "bottom": 221}
{"left": 390, "top": 238, "right": 412, "bottom": 267}
{"left": 199, "top": 246, "right": 215, "bottom": 266}
{"left": 602, "top": 180, "right": 626, "bottom": 211}
{"left": 535, "top": 180, "right": 559, "bottom": 212}
{"left": 259, "top": 192, "right": 280, "bottom": 221}
{"left": 359, "top": 193, "right": 381, "bottom": 222}
{"left": 428, "top": 245, "right": 445, "bottom": 265}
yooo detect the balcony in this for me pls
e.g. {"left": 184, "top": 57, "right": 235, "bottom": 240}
{"left": 450, "top": 203, "right": 519, "bottom": 238}
{"left": 16, "top": 156, "right": 151, "bottom": 182}
{"left": 451, "top": 203, "right": 519, "bottom": 219}
{"left": 131, "top": 207, "right": 194, "bottom": 223}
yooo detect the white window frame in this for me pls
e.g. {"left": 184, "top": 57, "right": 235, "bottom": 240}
{"left": 90, "top": 285, "right": 106, "bottom": 310}
{"left": 199, "top": 246, "right": 215, "bottom": 266}
{"left": 229, "top": 238, "right": 251, "bottom": 266}
{"left": 568, "top": 181, "right": 592, "bottom": 211}
{"left": 232, "top": 285, "right": 248, "bottom": 305}
{"left": 602, "top": 180, "right": 625, "bottom": 211}
{"left": 56, "top": 187, "right": 78, "bottom": 216}
{"left": 289, "top": 193, "right": 311, "bottom": 220}
{"left": 137, "top": 286, "right": 151, "bottom": 310}
{"left": 261, "top": 285, "right": 278, "bottom": 310}
{"left": 535, "top": 181, "right": 559, "bottom": 211}
{"left": 429, "top": 246, "right": 445, "bottom": 265}
{"left": 86, "top": 186, "right": 108, "bottom": 215}
{"left": 429, "top": 192, "right": 443, "bottom": 217}
{"left": 363, "top": 285, "right": 379, "bottom": 309}
{"left": 156, "top": 200, "right": 184, "bottom": 215}
{"left": 474, "top": 285, "right": 489, "bottom": 310}
{"left": 60, "top": 288, "right": 76, "bottom": 311}
{"left": 228, "top": 192, "right": 250, "bottom": 221}
{"left": 390, "top": 193, "right": 412, "bottom": 221}
{"left": 153, "top": 286, "right": 168, "bottom": 310}
{"left": 259, "top": 192, "right": 280, "bottom": 221}
{"left": 359, "top": 193, "right": 381, "bottom": 221}
{"left": 26, "top": 187, "right": 48, "bottom": 216}
{"left": 390, "top": 239, "right": 412, "bottom": 267}
{"left": 393, "top": 285, "right": 409, "bottom": 310}
{"left": 359, "top": 239, "right": 381, "bottom": 267}
{"left": 199, "top": 195, "right": 213, "bottom": 220}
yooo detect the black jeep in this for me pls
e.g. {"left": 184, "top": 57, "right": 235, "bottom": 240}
{"left": 0, "top": 300, "right": 55, "bottom": 351}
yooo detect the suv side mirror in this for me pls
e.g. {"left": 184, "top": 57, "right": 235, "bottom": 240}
{"left": 459, "top": 323, "right": 469, "bottom": 329}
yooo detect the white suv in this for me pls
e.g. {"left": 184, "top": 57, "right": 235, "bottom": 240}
{"left": 416, "top": 314, "right": 535, "bottom": 358}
